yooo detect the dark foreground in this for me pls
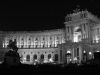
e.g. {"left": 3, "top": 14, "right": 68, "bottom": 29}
{"left": 0, "top": 63, "right": 100, "bottom": 73}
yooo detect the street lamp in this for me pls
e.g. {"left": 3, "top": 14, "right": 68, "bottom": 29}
{"left": 89, "top": 52, "right": 92, "bottom": 55}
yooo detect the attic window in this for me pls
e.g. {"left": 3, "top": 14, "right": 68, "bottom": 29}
{"left": 80, "top": 12, "right": 87, "bottom": 19}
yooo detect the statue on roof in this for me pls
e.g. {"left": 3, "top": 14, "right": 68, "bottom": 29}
{"left": 73, "top": 5, "right": 81, "bottom": 13}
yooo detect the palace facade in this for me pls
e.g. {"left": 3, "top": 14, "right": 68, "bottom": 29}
{"left": 0, "top": 10, "right": 100, "bottom": 65}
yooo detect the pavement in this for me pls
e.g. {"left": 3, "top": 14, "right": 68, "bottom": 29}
{"left": 0, "top": 63, "right": 100, "bottom": 73}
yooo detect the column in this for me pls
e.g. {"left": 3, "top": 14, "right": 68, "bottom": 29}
{"left": 21, "top": 36, "right": 24, "bottom": 48}
{"left": 37, "top": 36, "right": 39, "bottom": 48}
{"left": 40, "top": 36, "right": 43, "bottom": 48}
{"left": 54, "top": 35, "right": 56, "bottom": 47}
{"left": 26, "top": 35, "right": 28, "bottom": 48}
{"left": 44, "top": 35, "right": 48, "bottom": 48}
{"left": 81, "top": 24, "right": 84, "bottom": 39}
{"left": 51, "top": 35, "right": 55, "bottom": 47}
{"left": 30, "top": 36, "right": 33, "bottom": 48}
{"left": 59, "top": 35, "right": 62, "bottom": 44}
{"left": 61, "top": 34, "right": 65, "bottom": 43}
{"left": 4, "top": 37, "right": 8, "bottom": 48}
{"left": 24, "top": 35, "right": 27, "bottom": 48}
{"left": 34, "top": 37, "right": 37, "bottom": 48}
{"left": 85, "top": 23, "right": 88, "bottom": 39}
{"left": 17, "top": 35, "right": 19, "bottom": 48}
{"left": 32, "top": 36, "right": 34, "bottom": 48}
{"left": 79, "top": 46, "right": 82, "bottom": 64}
{"left": 29, "top": 36, "right": 31, "bottom": 48}
{"left": 37, "top": 36, "right": 40, "bottom": 48}
{"left": 33, "top": 37, "right": 35, "bottom": 48}
{"left": 27, "top": 35, "right": 31, "bottom": 48}
{"left": 47, "top": 35, "right": 50, "bottom": 48}
{"left": 69, "top": 26, "right": 71, "bottom": 40}
{"left": 19, "top": 35, "right": 21, "bottom": 48}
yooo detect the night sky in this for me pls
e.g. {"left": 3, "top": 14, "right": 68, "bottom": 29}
{"left": 0, "top": 0, "right": 100, "bottom": 31}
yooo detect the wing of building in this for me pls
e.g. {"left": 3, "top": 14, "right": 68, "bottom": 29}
{"left": 0, "top": 9, "right": 100, "bottom": 65}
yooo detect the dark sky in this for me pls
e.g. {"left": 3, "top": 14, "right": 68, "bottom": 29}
{"left": 0, "top": 0, "right": 100, "bottom": 31}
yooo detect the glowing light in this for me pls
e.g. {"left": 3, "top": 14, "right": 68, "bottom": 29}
{"left": 83, "top": 50, "right": 86, "bottom": 53}
{"left": 49, "top": 58, "right": 54, "bottom": 62}
{"left": 73, "top": 35, "right": 78, "bottom": 42}
{"left": 0, "top": 61, "right": 3, "bottom": 64}
{"left": 3, "top": 42, "right": 4, "bottom": 48}
{"left": 95, "top": 36, "right": 99, "bottom": 43}
{"left": 35, "top": 59, "right": 38, "bottom": 62}
{"left": 24, "top": 57, "right": 26, "bottom": 60}
{"left": 89, "top": 52, "right": 92, "bottom": 55}
{"left": 67, "top": 51, "right": 71, "bottom": 53}
{"left": 43, "top": 59, "right": 48, "bottom": 63}
{"left": 33, "top": 59, "right": 38, "bottom": 65}
{"left": 21, "top": 57, "right": 26, "bottom": 63}
{"left": 74, "top": 57, "right": 77, "bottom": 61}
{"left": 96, "top": 51, "right": 100, "bottom": 52}
{"left": 33, "top": 62, "right": 36, "bottom": 65}
{"left": 70, "top": 59, "right": 72, "bottom": 61}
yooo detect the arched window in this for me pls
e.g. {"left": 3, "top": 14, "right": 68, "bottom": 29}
{"left": 26, "top": 55, "right": 30, "bottom": 61}
{"left": 54, "top": 54, "right": 58, "bottom": 61}
{"left": 34, "top": 54, "right": 37, "bottom": 60}
{"left": 48, "top": 54, "right": 51, "bottom": 59}
{"left": 40, "top": 54, "right": 44, "bottom": 60}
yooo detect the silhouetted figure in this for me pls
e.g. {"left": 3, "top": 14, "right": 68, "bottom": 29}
{"left": 7, "top": 39, "right": 18, "bottom": 52}
{"left": 3, "top": 39, "right": 20, "bottom": 67}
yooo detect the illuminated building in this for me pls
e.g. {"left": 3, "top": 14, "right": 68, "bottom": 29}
{"left": 0, "top": 9, "right": 100, "bottom": 65}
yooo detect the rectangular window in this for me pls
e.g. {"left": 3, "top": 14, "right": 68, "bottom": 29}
{"left": 80, "top": 13, "right": 87, "bottom": 19}
{"left": 65, "top": 16, "right": 72, "bottom": 22}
